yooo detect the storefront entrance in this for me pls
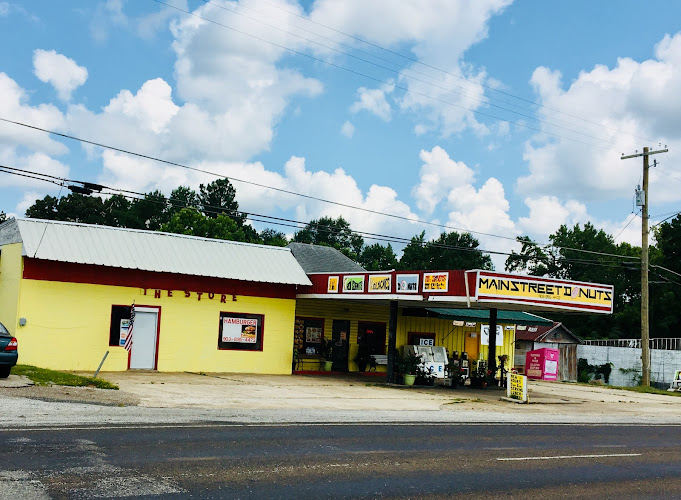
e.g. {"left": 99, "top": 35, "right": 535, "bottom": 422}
{"left": 129, "top": 307, "right": 160, "bottom": 370}
{"left": 358, "top": 322, "right": 386, "bottom": 357}
{"left": 331, "top": 320, "right": 349, "bottom": 372}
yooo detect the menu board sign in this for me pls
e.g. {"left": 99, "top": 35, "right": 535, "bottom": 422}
{"left": 218, "top": 312, "right": 264, "bottom": 351}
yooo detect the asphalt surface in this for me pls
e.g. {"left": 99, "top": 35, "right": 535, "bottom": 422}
{"left": 1, "top": 423, "right": 680, "bottom": 499}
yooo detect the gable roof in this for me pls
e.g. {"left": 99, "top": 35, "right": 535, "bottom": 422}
{"left": 0, "top": 218, "right": 311, "bottom": 286}
{"left": 287, "top": 242, "right": 366, "bottom": 274}
{"left": 424, "top": 308, "right": 554, "bottom": 326}
{"left": 514, "top": 322, "right": 581, "bottom": 343}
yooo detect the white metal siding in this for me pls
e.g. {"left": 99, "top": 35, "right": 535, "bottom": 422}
{"left": 13, "top": 219, "right": 311, "bottom": 286}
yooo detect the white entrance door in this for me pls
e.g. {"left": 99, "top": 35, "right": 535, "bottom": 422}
{"left": 129, "top": 307, "right": 159, "bottom": 370}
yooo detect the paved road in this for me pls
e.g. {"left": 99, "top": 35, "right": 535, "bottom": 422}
{"left": 1, "top": 423, "right": 680, "bottom": 499}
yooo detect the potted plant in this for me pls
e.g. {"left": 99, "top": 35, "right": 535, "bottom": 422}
{"left": 321, "top": 339, "right": 334, "bottom": 371}
{"left": 354, "top": 344, "right": 371, "bottom": 372}
{"left": 402, "top": 350, "right": 422, "bottom": 386}
{"left": 415, "top": 363, "right": 436, "bottom": 386}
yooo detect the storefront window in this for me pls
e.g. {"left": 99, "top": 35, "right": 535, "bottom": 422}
{"left": 357, "top": 322, "right": 386, "bottom": 355}
{"left": 109, "top": 305, "right": 132, "bottom": 347}
{"left": 218, "top": 312, "right": 264, "bottom": 351}
{"left": 294, "top": 317, "right": 324, "bottom": 355}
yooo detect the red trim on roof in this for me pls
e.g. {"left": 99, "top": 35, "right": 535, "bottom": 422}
{"left": 23, "top": 258, "right": 297, "bottom": 299}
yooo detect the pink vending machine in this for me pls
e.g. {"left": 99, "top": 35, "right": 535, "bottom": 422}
{"left": 525, "top": 348, "right": 559, "bottom": 381}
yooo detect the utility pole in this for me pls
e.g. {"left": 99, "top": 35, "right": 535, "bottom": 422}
{"left": 621, "top": 146, "right": 668, "bottom": 386}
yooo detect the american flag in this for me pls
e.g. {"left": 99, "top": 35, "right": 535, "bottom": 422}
{"left": 124, "top": 303, "right": 135, "bottom": 352}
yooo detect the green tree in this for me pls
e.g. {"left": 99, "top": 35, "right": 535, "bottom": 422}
{"left": 0, "top": 211, "right": 6, "bottom": 223}
{"left": 162, "top": 208, "right": 249, "bottom": 241}
{"left": 293, "top": 216, "right": 364, "bottom": 261}
{"left": 129, "top": 190, "right": 169, "bottom": 230}
{"left": 260, "top": 228, "right": 288, "bottom": 247}
{"left": 199, "top": 178, "right": 243, "bottom": 222}
{"left": 398, "top": 231, "right": 492, "bottom": 271}
{"left": 25, "top": 193, "right": 107, "bottom": 224}
{"left": 359, "top": 243, "right": 398, "bottom": 271}
{"left": 168, "top": 186, "right": 199, "bottom": 218}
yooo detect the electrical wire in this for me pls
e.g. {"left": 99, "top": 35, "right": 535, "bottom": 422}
{"left": 154, "top": 0, "right": 616, "bottom": 150}
{"left": 196, "top": 0, "right": 619, "bottom": 146}
{"left": 202, "top": 0, "right": 657, "bottom": 144}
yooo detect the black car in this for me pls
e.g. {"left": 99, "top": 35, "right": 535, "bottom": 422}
{"left": 0, "top": 322, "right": 17, "bottom": 378}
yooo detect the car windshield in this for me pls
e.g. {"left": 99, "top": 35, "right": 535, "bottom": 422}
{"left": 0, "top": 322, "right": 9, "bottom": 336}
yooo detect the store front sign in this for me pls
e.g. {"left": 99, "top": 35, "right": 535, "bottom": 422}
{"left": 143, "top": 288, "right": 237, "bottom": 302}
{"left": 507, "top": 373, "right": 528, "bottom": 402}
{"left": 396, "top": 274, "right": 419, "bottom": 293}
{"left": 474, "top": 271, "right": 614, "bottom": 313}
{"left": 368, "top": 274, "right": 392, "bottom": 293}
{"left": 423, "top": 272, "right": 448, "bottom": 292}
{"left": 343, "top": 276, "right": 365, "bottom": 293}
{"left": 327, "top": 276, "right": 339, "bottom": 293}
{"left": 218, "top": 312, "right": 264, "bottom": 351}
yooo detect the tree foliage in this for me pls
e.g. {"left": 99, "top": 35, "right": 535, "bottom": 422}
{"left": 398, "top": 231, "right": 493, "bottom": 271}
{"left": 293, "top": 216, "right": 364, "bottom": 260}
{"left": 359, "top": 243, "right": 398, "bottom": 271}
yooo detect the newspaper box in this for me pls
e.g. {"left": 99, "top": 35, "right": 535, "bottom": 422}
{"left": 525, "top": 348, "right": 559, "bottom": 381}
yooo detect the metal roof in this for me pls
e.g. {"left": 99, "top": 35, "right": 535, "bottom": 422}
{"left": 0, "top": 218, "right": 311, "bottom": 286}
{"left": 425, "top": 308, "right": 554, "bottom": 326}
{"left": 287, "top": 242, "right": 366, "bottom": 274}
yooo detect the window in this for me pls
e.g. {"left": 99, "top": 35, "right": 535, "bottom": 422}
{"left": 218, "top": 312, "right": 264, "bottom": 351}
{"left": 357, "top": 322, "right": 386, "bottom": 355}
{"left": 109, "top": 305, "right": 132, "bottom": 347}
{"left": 294, "top": 317, "right": 324, "bottom": 355}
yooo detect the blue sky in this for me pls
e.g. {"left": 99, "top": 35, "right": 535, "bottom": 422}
{"left": 2, "top": 0, "right": 681, "bottom": 269}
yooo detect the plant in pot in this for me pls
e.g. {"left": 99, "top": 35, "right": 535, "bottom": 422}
{"left": 415, "top": 363, "right": 436, "bottom": 386}
{"left": 321, "top": 339, "right": 334, "bottom": 371}
{"left": 402, "top": 350, "right": 422, "bottom": 386}
{"left": 354, "top": 344, "right": 371, "bottom": 373}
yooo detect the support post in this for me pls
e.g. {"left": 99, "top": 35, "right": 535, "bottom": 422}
{"left": 641, "top": 147, "right": 651, "bottom": 386}
{"left": 488, "top": 308, "right": 498, "bottom": 379}
{"left": 386, "top": 300, "right": 398, "bottom": 384}
{"left": 622, "top": 146, "right": 668, "bottom": 386}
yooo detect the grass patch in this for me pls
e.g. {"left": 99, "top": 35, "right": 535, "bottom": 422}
{"left": 608, "top": 384, "right": 681, "bottom": 397}
{"left": 12, "top": 365, "right": 119, "bottom": 390}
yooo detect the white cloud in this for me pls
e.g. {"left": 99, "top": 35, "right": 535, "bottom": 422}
{"left": 104, "top": 78, "right": 179, "bottom": 134}
{"left": 33, "top": 50, "right": 88, "bottom": 102}
{"left": 411, "top": 146, "right": 476, "bottom": 215}
{"left": 516, "top": 196, "right": 589, "bottom": 237}
{"left": 340, "top": 120, "right": 355, "bottom": 138}
{"left": 350, "top": 83, "right": 394, "bottom": 121}
{"left": 16, "top": 191, "right": 44, "bottom": 214}
{"left": 518, "top": 33, "right": 681, "bottom": 208}
{"left": 309, "top": 0, "right": 512, "bottom": 137}
{"left": 0, "top": 3, "right": 8, "bottom": 17}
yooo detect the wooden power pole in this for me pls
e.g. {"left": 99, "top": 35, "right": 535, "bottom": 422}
{"left": 621, "top": 146, "right": 667, "bottom": 386}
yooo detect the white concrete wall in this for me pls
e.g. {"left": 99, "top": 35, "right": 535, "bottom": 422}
{"left": 577, "top": 344, "right": 681, "bottom": 387}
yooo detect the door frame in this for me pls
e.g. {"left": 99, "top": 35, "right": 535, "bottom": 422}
{"left": 127, "top": 305, "right": 161, "bottom": 370}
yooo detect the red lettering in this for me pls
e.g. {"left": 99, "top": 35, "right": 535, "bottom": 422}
{"left": 220, "top": 294, "right": 227, "bottom": 303}
{"left": 197, "top": 292, "right": 203, "bottom": 301}
{"left": 154, "top": 289, "right": 161, "bottom": 299}
{"left": 185, "top": 291, "right": 191, "bottom": 298}
{"left": 143, "top": 288, "right": 148, "bottom": 295}
{"left": 208, "top": 292, "right": 215, "bottom": 300}
{"left": 167, "top": 290, "right": 173, "bottom": 297}
{"left": 232, "top": 294, "right": 237, "bottom": 302}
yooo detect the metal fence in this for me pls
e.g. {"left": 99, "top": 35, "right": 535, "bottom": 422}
{"left": 581, "top": 338, "right": 681, "bottom": 351}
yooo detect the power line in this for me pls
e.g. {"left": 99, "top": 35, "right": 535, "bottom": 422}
{"left": 155, "top": 0, "right": 615, "bottom": 150}
{"left": 197, "top": 0, "right": 620, "bottom": 146}
{"left": 1, "top": 163, "right": 637, "bottom": 269}
{"left": 204, "top": 0, "right": 656, "bottom": 144}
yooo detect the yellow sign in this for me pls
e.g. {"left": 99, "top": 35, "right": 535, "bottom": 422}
{"left": 368, "top": 274, "right": 392, "bottom": 293}
{"left": 507, "top": 373, "right": 528, "bottom": 402}
{"left": 476, "top": 272, "right": 614, "bottom": 313}
{"left": 423, "top": 272, "right": 448, "bottom": 292}
{"left": 327, "top": 276, "right": 339, "bottom": 293}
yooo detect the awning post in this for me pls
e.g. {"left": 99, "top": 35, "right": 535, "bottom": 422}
{"left": 387, "top": 300, "right": 398, "bottom": 384}
{"left": 488, "top": 308, "right": 498, "bottom": 380}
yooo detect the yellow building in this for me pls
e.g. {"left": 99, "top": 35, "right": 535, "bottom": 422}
{"left": 0, "top": 218, "right": 311, "bottom": 373}
{"left": 1, "top": 219, "right": 614, "bottom": 381}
